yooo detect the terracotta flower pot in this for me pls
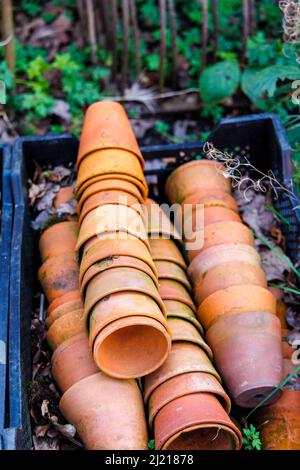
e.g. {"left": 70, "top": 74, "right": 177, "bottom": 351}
{"left": 84, "top": 267, "right": 166, "bottom": 322}
{"left": 89, "top": 291, "right": 168, "bottom": 348}
{"left": 93, "top": 315, "right": 171, "bottom": 378}
{"left": 51, "top": 333, "right": 98, "bottom": 393}
{"left": 39, "top": 221, "right": 78, "bottom": 262}
{"left": 148, "top": 372, "right": 231, "bottom": 428}
{"left": 59, "top": 371, "right": 148, "bottom": 450}
{"left": 167, "top": 318, "right": 213, "bottom": 359}
{"left": 158, "top": 280, "right": 196, "bottom": 312}
{"left": 253, "top": 390, "right": 300, "bottom": 450}
{"left": 149, "top": 239, "right": 187, "bottom": 269}
{"left": 76, "top": 204, "right": 148, "bottom": 253}
{"left": 46, "top": 299, "right": 83, "bottom": 328}
{"left": 143, "top": 342, "right": 221, "bottom": 403}
{"left": 164, "top": 300, "right": 204, "bottom": 335}
{"left": 79, "top": 190, "right": 143, "bottom": 225}
{"left": 183, "top": 207, "right": 241, "bottom": 235}
{"left": 53, "top": 186, "right": 75, "bottom": 210}
{"left": 77, "top": 101, "right": 144, "bottom": 168}
{"left": 38, "top": 254, "right": 79, "bottom": 303}
{"left": 165, "top": 160, "right": 231, "bottom": 204}
{"left": 81, "top": 255, "right": 159, "bottom": 295}
{"left": 186, "top": 221, "right": 254, "bottom": 262}
{"left": 193, "top": 261, "right": 267, "bottom": 305}
{"left": 144, "top": 198, "right": 181, "bottom": 240}
{"left": 76, "top": 149, "right": 146, "bottom": 195}
{"left": 154, "top": 260, "right": 191, "bottom": 291}
{"left": 182, "top": 190, "right": 238, "bottom": 212}
{"left": 206, "top": 311, "right": 283, "bottom": 408}
{"left": 154, "top": 393, "right": 242, "bottom": 450}
{"left": 47, "top": 290, "right": 81, "bottom": 314}
{"left": 197, "top": 284, "right": 276, "bottom": 330}
{"left": 47, "top": 309, "right": 85, "bottom": 351}
{"left": 188, "top": 243, "right": 261, "bottom": 281}
{"left": 79, "top": 238, "right": 155, "bottom": 285}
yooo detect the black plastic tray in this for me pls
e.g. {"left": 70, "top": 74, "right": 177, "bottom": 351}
{"left": 7, "top": 112, "right": 295, "bottom": 449}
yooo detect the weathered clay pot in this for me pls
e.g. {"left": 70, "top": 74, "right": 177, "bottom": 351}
{"left": 144, "top": 198, "right": 181, "bottom": 240}
{"left": 182, "top": 190, "right": 238, "bottom": 212}
{"left": 159, "top": 280, "right": 196, "bottom": 311}
{"left": 39, "top": 221, "right": 78, "bottom": 262}
{"left": 76, "top": 204, "right": 148, "bottom": 253}
{"left": 76, "top": 149, "right": 146, "bottom": 195}
{"left": 167, "top": 318, "right": 212, "bottom": 359}
{"left": 183, "top": 207, "right": 241, "bottom": 236}
{"left": 47, "top": 309, "right": 85, "bottom": 351}
{"left": 38, "top": 254, "right": 79, "bottom": 303}
{"left": 143, "top": 342, "right": 221, "bottom": 403}
{"left": 46, "top": 299, "right": 83, "bottom": 328}
{"left": 81, "top": 255, "right": 159, "bottom": 295}
{"left": 59, "top": 372, "right": 148, "bottom": 450}
{"left": 53, "top": 186, "right": 75, "bottom": 209}
{"left": 186, "top": 221, "right": 254, "bottom": 261}
{"left": 79, "top": 238, "right": 155, "bottom": 285}
{"left": 165, "top": 160, "right": 231, "bottom": 204}
{"left": 93, "top": 315, "right": 171, "bottom": 378}
{"left": 47, "top": 290, "right": 82, "bottom": 314}
{"left": 154, "top": 393, "right": 242, "bottom": 450}
{"left": 75, "top": 173, "right": 148, "bottom": 200}
{"left": 253, "top": 390, "right": 300, "bottom": 450}
{"left": 206, "top": 311, "right": 283, "bottom": 408}
{"left": 149, "top": 239, "right": 187, "bottom": 269}
{"left": 154, "top": 260, "right": 191, "bottom": 291}
{"left": 51, "top": 333, "right": 98, "bottom": 393}
{"left": 89, "top": 291, "right": 168, "bottom": 348}
{"left": 164, "top": 300, "right": 204, "bottom": 335}
{"left": 77, "top": 101, "right": 144, "bottom": 168}
{"left": 84, "top": 267, "right": 166, "bottom": 322}
{"left": 197, "top": 284, "right": 276, "bottom": 330}
{"left": 193, "top": 261, "right": 267, "bottom": 305}
{"left": 188, "top": 243, "right": 261, "bottom": 281}
{"left": 148, "top": 372, "right": 231, "bottom": 428}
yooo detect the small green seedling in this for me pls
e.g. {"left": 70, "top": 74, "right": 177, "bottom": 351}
{"left": 148, "top": 439, "right": 155, "bottom": 450}
{"left": 242, "top": 424, "right": 262, "bottom": 450}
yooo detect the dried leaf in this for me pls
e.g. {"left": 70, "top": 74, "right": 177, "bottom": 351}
{"left": 35, "top": 424, "right": 51, "bottom": 438}
{"left": 33, "top": 435, "right": 60, "bottom": 451}
{"left": 31, "top": 209, "right": 52, "bottom": 230}
{"left": 258, "top": 246, "right": 289, "bottom": 282}
{"left": 41, "top": 399, "right": 50, "bottom": 417}
{"left": 36, "top": 184, "right": 60, "bottom": 211}
{"left": 286, "top": 307, "right": 300, "bottom": 329}
{"left": 52, "top": 99, "right": 71, "bottom": 122}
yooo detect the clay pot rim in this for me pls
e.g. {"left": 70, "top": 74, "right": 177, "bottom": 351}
{"left": 93, "top": 315, "right": 172, "bottom": 379}
{"left": 159, "top": 280, "right": 196, "bottom": 312}
{"left": 167, "top": 313, "right": 204, "bottom": 336}
{"left": 51, "top": 333, "right": 88, "bottom": 366}
{"left": 167, "top": 318, "right": 213, "bottom": 359}
{"left": 46, "top": 299, "right": 83, "bottom": 328}
{"left": 47, "top": 291, "right": 82, "bottom": 314}
{"left": 156, "top": 267, "right": 191, "bottom": 292}
{"left": 77, "top": 146, "right": 144, "bottom": 170}
{"left": 75, "top": 173, "right": 148, "bottom": 200}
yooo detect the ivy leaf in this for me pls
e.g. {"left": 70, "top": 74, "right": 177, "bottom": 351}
{"left": 199, "top": 61, "right": 240, "bottom": 103}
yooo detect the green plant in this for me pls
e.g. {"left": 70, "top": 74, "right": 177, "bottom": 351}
{"left": 148, "top": 439, "right": 155, "bottom": 449}
{"left": 242, "top": 424, "right": 262, "bottom": 450}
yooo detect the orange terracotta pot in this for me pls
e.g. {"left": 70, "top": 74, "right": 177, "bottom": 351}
{"left": 84, "top": 267, "right": 166, "bottom": 322}
{"left": 144, "top": 198, "right": 181, "bottom": 240}
{"left": 79, "top": 238, "right": 155, "bottom": 285}
{"left": 47, "top": 290, "right": 81, "bottom": 314}
{"left": 143, "top": 342, "right": 221, "bottom": 403}
{"left": 39, "top": 221, "right": 78, "bottom": 262}
{"left": 182, "top": 190, "right": 238, "bottom": 212}
{"left": 82, "top": 231, "right": 151, "bottom": 255}
{"left": 51, "top": 333, "right": 98, "bottom": 393}
{"left": 81, "top": 255, "right": 159, "bottom": 296}
{"left": 77, "top": 101, "right": 144, "bottom": 168}
{"left": 79, "top": 190, "right": 143, "bottom": 224}
{"left": 253, "top": 390, "right": 300, "bottom": 450}
{"left": 76, "top": 204, "right": 148, "bottom": 253}
{"left": 46, "top": 299, "right": 83, "bottom": 328}
{"left": 149, "top": 239, "right": 187, "bottom": 269}
{"left": 148, "top": 372, "right": 231, "bottom": 429}
{"left": 38, "top": 254, "right": 79, "bottom": 303}
{"left": 59, "top": 372, "right": 148, "bottom": 450}
{"left": 154, "top": 260, "right": 191, "bottom": 291}
{"left": 193, "top": 261, "right": 267, "bottom": 305}
{"left": 188, "top": 243, "right": 261, "bottom": 281}
{"left": 164, "top": 300, "right": 204, "bottom": 336}
{"left": 206, "top": 311, "right": 283, "bottom": 408}
{"left": 93, "top": 315, "right": 171, "bottom": 379}
{"left": 167, "top": 318, "right": 212, "bottom": 359}
{"left": 89, "top": 291, "right": 168, "bottom": 348}
{"left": 47, "top": 309, "right": 85, "bottom": 351}
{"left": 186, "top": 221, "right": 254, "bottom": 261}
{"left": 76, "top": 149, "right": 146, "bottom": 194}
{"left": 154, "top": 393, "right": 242, "bottom": 450}
{"left": 197, "top": 284, "right": 276, "bottom": 330}
{"left": 53, "top": 186, "right": 75, "bottom": 210}
{"left": 182, "top": 207, "right": 241, "bottom": 238}
{"left": 158, "top": 280, "right": 196, "bottom": 312}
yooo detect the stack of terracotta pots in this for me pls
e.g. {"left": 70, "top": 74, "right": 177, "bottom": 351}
{"left": 144, "top": 202, "right": 242, "bottom": 450}
{"left": 165, "top": 160, "right": 283, "bottom": 408}
{"left": 75, "top": 101, "right": 171, "bottom": 379}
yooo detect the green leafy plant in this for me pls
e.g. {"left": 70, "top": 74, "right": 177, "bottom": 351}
{"left": 148, "top": 439, "right": 155, "bottom": 449}
{"left": 242, "top": 424, "right": 262, "bottom": 450}
{"left": 199, "top": 61, "right": 240, "bottom": 103}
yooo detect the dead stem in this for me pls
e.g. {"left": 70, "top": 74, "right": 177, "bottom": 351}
{"left": 121, "top": 0, "right": 130, "bottom": 95}
{"left": 129, "top": 0, "right": 141, "bottom": 77}
{"left": 200, "top": 0, "right": 208, "bottom": 73}
{"left": 159, "top": 0, "right": 167, "bottom": 92}
{"left": 168, "top": 0, "right": 178, "bottom": 87}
